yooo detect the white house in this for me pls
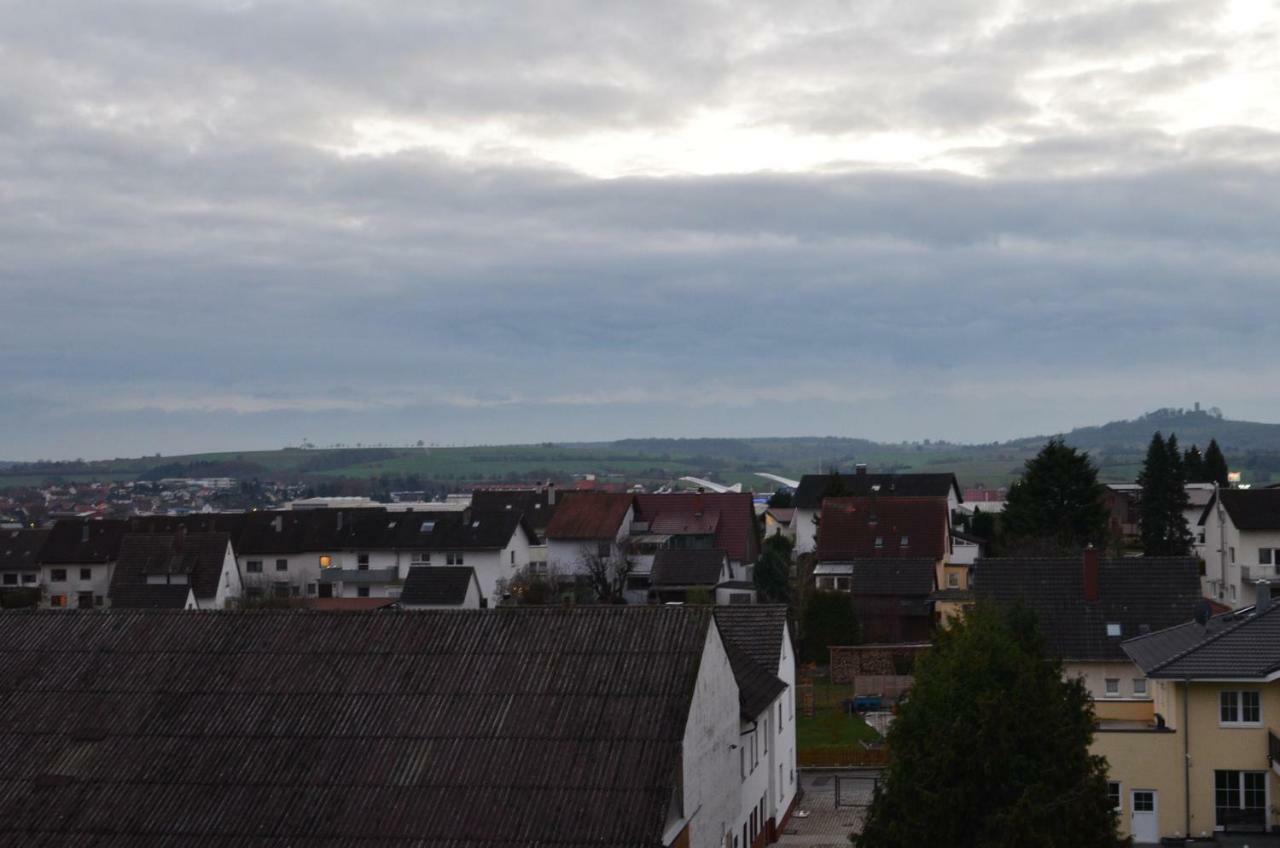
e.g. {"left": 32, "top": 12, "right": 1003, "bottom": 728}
{"left": 544, "top": 492, "right": 635, "bottom": 575}
{"left": 1200, "top": 487, "right": 1280, "bottom": 608}
{"left": 34, "top": 519, "right": 126, "bottom": 609}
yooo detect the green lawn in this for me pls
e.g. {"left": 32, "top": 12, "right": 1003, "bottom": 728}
{"left": 797, "top": 680, "right": 882, "bottom": 752}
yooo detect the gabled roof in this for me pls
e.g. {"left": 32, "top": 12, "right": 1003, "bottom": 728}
{"left": 415, "top": 510, "right": 534, "bottom": 552}
{"left": 794, "top": 472, "right": 960, "bottom": 509}
{"left": 818, "top": 497, "right": 948, "bottom": 562}
{"left": 39, "top": 519, "right": 128, "bottom": 563}
{"left": 651, "top": 549, "right": 727, "bottom": 587}
{"left": 974, "top": 556, "right": 1203, "bottom": 662}
{"left": 109, "top": 584, "right": 192, "bottom": 610}
{"left": 848, "top": 559, "right": 938, "bottom": 597}
{"left": 1202, "top": 488, "right": 1280, "bottom": 531}
{"left": 0, "top": 529, "right": 48, "bottom": 571}
{"left": 0, "top": 606, "right": 715, "bottom": 847}
{"left": 545, "top": 492, "right": 633, "bottom": 540}
{"left": 715, "top": 606, "right": 790, "bottom": 719}
{"left": 469, "top": 488, "right": 558, "bottom": 537}
{"left": 110, "top": 533, "right": 231, "bottom": 600}
{"left": 1124, "top": 601, "right": 1280, "bottom": 679}
{"left": 633, "top": 493, "right": 760, "bottom": 564}
{"left": 400, "top": 566, "right": 478, "bottom": 606}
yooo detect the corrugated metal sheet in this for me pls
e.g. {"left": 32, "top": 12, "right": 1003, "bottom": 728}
{"left": 0, "top": 607, "right": 714, "bottom": 846}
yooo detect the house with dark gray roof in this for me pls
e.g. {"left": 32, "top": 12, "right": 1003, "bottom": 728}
{"left": 36, "top": 519, "right": 128, "bottom": 609}
{"left": 714, "top": 605, "right": 799, "bottom": 846}
{"left": 109, "top": 531, "right": 240, "bottom": 609}
{"left": 0, "top": 528, "right": 47, "bottom": 602}
{"left": 1199, "top": 487, "right": 1280, "bottom": 610}
{"left": 398, "top": 565, "right": 482, "bottom": 608}
{"left": 0, "top": 605, "right": 795, "bottom": 848}
{"left": 1098, "top": 582, "right": 1280, "bottom": 840}
{"left": 973, "top": 551, "right": 1202, "bottom": 718}
{"left": 648, "top": 548, "right": 731, "bottom": 604}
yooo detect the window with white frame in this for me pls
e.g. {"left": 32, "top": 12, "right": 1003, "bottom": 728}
{"left": 1104, "top": 678, "right": 1120, "bottom": 698}
{"left": 1107, "top": 781, "right": 1121, "bottom": 811}
{"left": 411, "top": 552, "right": 431, "bottom": 564}
{"left": 246, "top": 560, "right": 263, "bottom": 574}
{"left": 947, "top": 572, "right": 960, "bottom": 588}
{"left": 1133, "top": 678, "right": 1148, "bottom": 697}
{"left": 1220, "top": 690, "right": 1262, "bottom": 725}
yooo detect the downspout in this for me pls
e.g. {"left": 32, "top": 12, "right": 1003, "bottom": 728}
{"left": 1183, "top": 678, "right": 1191, "bottom": 838}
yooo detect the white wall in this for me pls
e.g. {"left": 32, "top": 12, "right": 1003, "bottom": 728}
{"left": 205, "top": 542, "right": 241, "bottom": 609}
{"left": 793, "top": 508, "right": 818, "bottom": 555}
{"left": 1202, "top": 502, "right": 1280, "bottom": 608}
{"left": 40, "top": 561, "right": 112, "bottom": 609}
{"left": 773, "top": 625, "right": 798, "bottom": 822}
{"left": 669, "top": 623, "right": 741, "bottom": 848}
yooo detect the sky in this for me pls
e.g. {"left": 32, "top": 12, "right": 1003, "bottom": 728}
{"left": 3, "top": 0, "right": 1280, "bottom": 460}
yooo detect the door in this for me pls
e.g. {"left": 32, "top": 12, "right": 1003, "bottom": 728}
{"left": 76, "top": 591, "right": 94, "bottom": 609}
{"left": 1130, "top": 790, "right": 1157, "bottom": 844}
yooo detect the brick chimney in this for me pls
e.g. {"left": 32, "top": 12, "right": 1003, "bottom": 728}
{"left": 1083, "top": 546, "right": 1100, "bottom": 602}
{"left": 694, "top": 491, "right": 704, "bottom": 516}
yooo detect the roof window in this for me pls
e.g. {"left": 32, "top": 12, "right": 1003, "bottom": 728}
{"left": 1106, "top": 623, "right": 1121, "bottom": 637}
{"left": 420, "top": 521, "right": 435, "bottom": 533}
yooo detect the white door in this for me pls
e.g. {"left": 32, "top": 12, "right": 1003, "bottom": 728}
{"left": 1131, "top": 790, "right": 1158, "bottom": 844}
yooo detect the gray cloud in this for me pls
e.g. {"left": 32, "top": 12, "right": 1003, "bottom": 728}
{"left": 2, "top": 0, "right": 1279, "bottom": 458}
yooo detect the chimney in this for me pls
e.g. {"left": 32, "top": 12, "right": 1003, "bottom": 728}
{"left": 694, "top": 491, "right": 704, "bottom": 516}
{"left": 1257, "top": 580, "right": 1272, "bottom": 616}
{"left": 547, "top": 482, "right": 556, "bottom": 506}
{"left": 1083, "top": 546, "right": 1100, "bottom": 602}
{"left": 855, "top": 464, "right": 867, "bottom": 475}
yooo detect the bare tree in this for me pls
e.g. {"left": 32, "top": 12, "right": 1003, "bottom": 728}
{"left": 581, "top": 542, "right": 636, "bottom": 604}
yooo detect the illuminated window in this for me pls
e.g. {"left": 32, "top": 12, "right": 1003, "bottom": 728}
{"left": 49, "top": 594, "right": 67, "bottom": 608}
{"left": 319, "top": 555, "right": 332, "bottom": 568}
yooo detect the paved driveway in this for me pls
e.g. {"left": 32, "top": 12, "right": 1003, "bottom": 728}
{"left": 777, "top": 770, "right": 881, "bottom": 847}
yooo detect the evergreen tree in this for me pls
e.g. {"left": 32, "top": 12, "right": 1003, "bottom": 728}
{"left": 855, "top": 604, "right": 1124, "bottom": 848}
{"left": 799, "top": 591, "right": 858, "bottom": 663}
{"left": 1204, "top": 439, "right": 1230, "bottom": 487}
{"left": 1138, "top": 432, "right": 1192, "bottom": 556}
{"left": 754, "top": 534, "right": 792, "bottom": 604}
{"left": 767, "top": 487, "right": 794, "bottom": 508}
{"left": 1002, "top": 438, "right": 1108, "bottom": 553}
{"left": 1183, "top": 444, "right": 1205, "bottom": 483}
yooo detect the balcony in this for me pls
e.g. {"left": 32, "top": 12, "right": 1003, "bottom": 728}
{"left": 318, "top": 567, "right": 399, "bottom": 585}
{"left": 1241, "top": 564, "right": 1279, "bottom": 583}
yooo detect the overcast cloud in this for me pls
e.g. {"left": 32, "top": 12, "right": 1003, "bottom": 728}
{"left": 2, "top": 0, "right": 1279, "bottom": 459}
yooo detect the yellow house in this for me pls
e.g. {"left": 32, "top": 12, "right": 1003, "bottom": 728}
{"left": 1106, "top": 584, "right": 1280, "bottom": 843}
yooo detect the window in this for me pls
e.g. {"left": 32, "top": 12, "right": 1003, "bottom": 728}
{"left": 1132, "top": 790, "right": 1154, "bottom": 813}
{"left": 900, "top": 535, "right": 909, "bottom": 547}
{"left": 947, "top": 572, "right": 960, "bottom": 588}
{"left": 357, "top": 586, "right": 370, "bottom": 598}
{"left": 778, "top": 702, "right": 783, "bottom": 732}
{"left": 79, "top": 568, "right": 92, "bottom": 581}
{"left": 21, "top": 574, "right": 35, "bottom": 584}
{"left": 511, "top": 550, "right": 515, "bottom": 564}
{"left": 319, "top": 555, "right": 332, "bottom": 568}
{"left": 357, "top": 553, "right": 370, "bottom": 570}
{"left": 50, "top": 569, "right": 66, "bottom": 582}
{"left": 49, "top": 594, "right": 67, "bottom": 608}
{"left": 1133, "top": 678, "right": 1148, "bottom": 697}
{"left": 1230, "top": 546, "right": 1236, "bottom": 563}
{"left": 306, "top": 583, "right": 317, "bottom": 596}
{"left": 835, "top": 576, "right": 851, "bottom": 591}
{"left": 1107, "top": 781, "right": 1122, "bottom": 811}
{"left": 2, "top": 574, "right": 15, "bottom": 586}
{"left": 1231, "top": 584, "right": 1237, "bottom": 601}
{"left": 275, "top": 559, "right": 288, "bottom": 572}
{"left": 1106, "top": 623, "right": 1121, "bottom": 637}
{"left": 1216, "top": 770, "right": 1268, "bottom": 828}
{"left": 764, "top": 716, "right": 769, "bottom": 755}
{"left": 273, "top": 582, "right": 289, "bottom": 599}
{"left": 1104, "top": 678, "right": 1120, "bottom": 698}
{"left": 1220, "top": 690, "right": 1262, "bottom": 725}
{"left": 740, "top": 746, "right": 745, "bottom": 780}
{"left": 411, "top": 552, "right": 430, "bottom": 564}
{"left": 874, "top": 536, "right": 884, "bottom": 549}
{"left": 1261, "top": 548, "right": 1273, "bottom": 565}
{"left": 246, "top": 560, "right": 263, "bottom": 574}
{"left": 447, "top": 552, "right": 465, "bottom": 565}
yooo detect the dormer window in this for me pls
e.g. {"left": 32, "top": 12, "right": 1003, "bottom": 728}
{"left": 874, "top": 537, "right": 884, "bottom": 549}
{"left": 1106, "top": 623, "right": 1121, "bottom": 637}
{"left": 900, "top": 536, "right": 909, "bottom": 547}
{"left": 420, "top": 521, "right": 434, "bottom": 533}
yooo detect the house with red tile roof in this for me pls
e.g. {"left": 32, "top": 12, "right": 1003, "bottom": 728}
{"left": 544, "top": 492, "right": 635, "bottom": 577}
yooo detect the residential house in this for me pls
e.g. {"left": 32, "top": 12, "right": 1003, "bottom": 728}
{"left": 398, "top": 565, "right": 483, "bottom": 609}
{"left": 0, "top": 528, "right": 46, "bottom": 600}
{"left": 469, "top": 483, "right": 559, "bottom": 567}
{"left": 0, "top": 605, "right": 794, "bottom": 848}
{"left": 762, "top": 507, "right": 795, "bottom": 543}
{"left": 972, "top": 551, "right": 1203, "bottom": 717}
{"left": 650, "top": 549, "right": 733, "bottom": 604}
{"left": 37, "top": 518, "right": 127, "bottom": 609}
{"left": 715, "top": 605, "right": 799, "bottom": 847}
{"left": 393, "top": 508, "right": 537, "bottom": 602}
{"left": 791, "top": 469, "right": 961, "bottom": 555}
{"left": 544, "top": 492, "right": 635, "bottom": 575}
{"left": 847, "top": 560, "right": 937, "bottom": 643}
{"left": 1200, "top": 488, "right": 1280, "bottom": 608}
{"left": 109, "top": 530, "right": 241, "bottom": 609}
{"left": 1110, "top": 585, "right": 1280, "bottom": 841}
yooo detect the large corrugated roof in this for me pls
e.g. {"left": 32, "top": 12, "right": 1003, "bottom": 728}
{"left": 0, "top": 607, "right": 714, "bottom": 846}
